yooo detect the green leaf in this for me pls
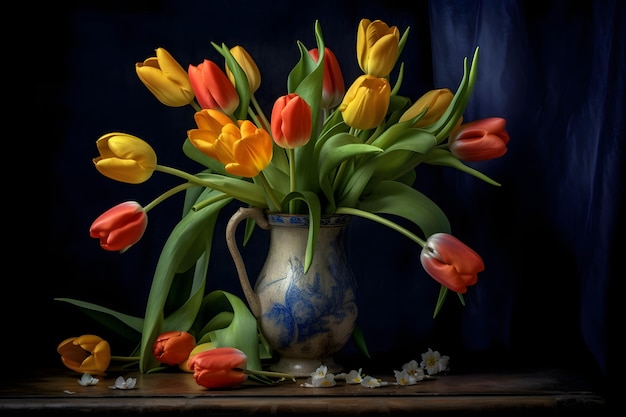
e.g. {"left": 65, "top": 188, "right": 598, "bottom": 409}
{"left": 212, "top": 42, "right": 251, "bottom": 121}
{"left": 357, "top": 180, "right": 451, "bottom": 237}
{"left": 139, "top": 195, "right": 230, "bottom": 373}
{"left": 292, "top": 21, "right": 326, "bottom": 200}
{"left": 280, "top": 191, "right": 322, "bottom": 272}
{"left": 423, "top": 148, "right": 501, "bottom": 186}
{"left": 54, "top": 298, "right": 143, "bottom": 343}
{"left": 195, "top": 290, "right": 266, "bottom": 371}
{"left": 195, "top": 172, "right": 268, "bottom": 207}
{"left": 426, "top": 47, "right": 480, "bottom": 141}
{"left": 335, "top": 162, "right": 377, "bottom": 209}
{"left": 317, "top": 133, "right": 382, "bottom": 210}
{"left": 182, "top": 139, "right": 229, "bottom": 176}
{"left": 351, "top": 324, "right": 371, "bottom": 359}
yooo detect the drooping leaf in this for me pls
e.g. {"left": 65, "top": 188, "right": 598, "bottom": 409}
{"left": 54, "top": 298, "right": 143, "bottom": 343}
{"left": 423, "top": 148, "right": 501, "bottom": 186}
{"left": 193, "top": 290, "right": 266, "bottom": 371}
{"left": 355, "top": 180, "right": 451, "bottom": 237}
{"left": 139, "top": 193, "right": 230, "bottom": 372}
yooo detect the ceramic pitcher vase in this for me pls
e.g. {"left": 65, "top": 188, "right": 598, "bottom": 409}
{"left": 225, "top": 207, "right": 358, "bottom": 377}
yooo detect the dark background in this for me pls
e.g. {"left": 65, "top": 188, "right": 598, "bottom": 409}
{"left": 10, "top": 0, "right": 621, "bottom": 403}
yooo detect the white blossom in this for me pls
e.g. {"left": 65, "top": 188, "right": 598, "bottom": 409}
{"left": 109, "top": 376, "right": 137, "bottom": 390}
{"left": 335, "top": 368, "right": 363, "bottom": 384}
{"left": 77, "top": 373, "right": 99, "bottom": 386}
{"left": 420, "top": 348, "right": 450, "bottom": 375}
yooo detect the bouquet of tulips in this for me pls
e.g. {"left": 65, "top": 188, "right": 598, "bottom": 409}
{"left": 58, "top": 18, "right": 509, "bottom": 373}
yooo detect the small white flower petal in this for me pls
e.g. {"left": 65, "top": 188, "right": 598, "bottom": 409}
{"left": 109, "top": 376, "right": 138, "bottom": 390}
{"left": 361, "top": 375, "right": 385, "bottom": 388}
{"left": 78, "top": 373, "right": 99, "bottom": 386}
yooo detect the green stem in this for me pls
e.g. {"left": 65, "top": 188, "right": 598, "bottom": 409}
{"left": 331, "top": 160, "right": 348, "bottom": 193}
{"left": 335, "top": 206, "right": 426, "bottom": 247}
{"left": 255, "top": 171, "right": 282, "bottom": 212}
{"left": 154, "top": 165, "right": 266, "bottom": 207}
{"left": 236, "top": 368, "right": 296, "bottom": 382}
{"left": 250, "top": 95, "right": 270, "bottom": 130}
{"left": 111, "top": 356, "right": 141, "bottom": 362}
{"left": 288, "top": 148, "right": 296, "bottom": 213}
{"left": 190, "top": 101, "right": 202, "bottom": 112}
{"left": 192, "top": 193, "right": 233, "bottom": 212}
{"left": 143, "top": 183, "right": 194, "bottom": 213}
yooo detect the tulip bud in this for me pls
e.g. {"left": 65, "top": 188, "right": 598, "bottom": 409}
{"left": 57, "top": 334, "right": 111, "bottom": 375}
{"left": 135, "top": 47, "right": 195, "bottom": 107}
{"left": 339, "top": 75, "right": 390, "bottom": 130}
{"left": 90, "top": 201, "right": 148, "bottom": 252}
{"left": 399, "top": 88, "right": 454, "bottom": 127}
{"left": 153, "top": 331, "right": 197, "bottom": 366}
{"left": 227, "top": 46, "right": 261, "bottom": 93}
{"left": 188, "top": 59, "right": 240, "bottom": 114}
{"left": 357, "top": 18, "right": 400, "bottom": 78}
{"left": 308, "top": 47, "right": 345, "bottom": 110}
{"left": 448, "top": 117, "right": 509, "bottom": 161}
{"left": 93, "top": 132, "right": 157, "bottom": 184}
{"left": 188, "top": 347, "right": 249, "bottom": 389}
{"left": 271, "top": 93, "right": 313, "bottom": 148}
{"left": 420, "top": 233, "right": 484, "bottom": 294}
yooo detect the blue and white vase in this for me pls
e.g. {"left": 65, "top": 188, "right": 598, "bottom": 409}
{"left": 226, "top": 207, "right": 358, "bottom": 377}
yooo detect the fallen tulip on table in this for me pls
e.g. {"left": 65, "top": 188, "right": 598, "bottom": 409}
{"left": 188, "top": 347, "right": 295, "bottom": 389}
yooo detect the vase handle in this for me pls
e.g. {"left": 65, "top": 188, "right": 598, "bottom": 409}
{"left": 225, "top": 206, "right": 270, "bottom": 318}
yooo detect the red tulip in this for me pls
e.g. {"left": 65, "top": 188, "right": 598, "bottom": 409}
{"left": 308, "top": 47, "right": 345, "bottom": 110}
{"left": 89, "top": 201, "right": 147, "bottom": 252}
{"left": 188, "top": 347, "right": 249, "bottom": 389}
{"left": 153, "top": 331, "right": 196, "bottom": 366}
{"left": 420, "top": 233, "right": 484, "bottom": 293}
{"left": 188, "top": 59, "right": 240, "bottom": 114}
{"left": 270, "top": 93, "right": 312, "bottom": 149}
{"left": 448, "top": 117, "right": 510, "bottom": 162}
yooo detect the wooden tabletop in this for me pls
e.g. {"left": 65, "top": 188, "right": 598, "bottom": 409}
{"left": 0, "top": 367, "right": 606, "bottom": 416}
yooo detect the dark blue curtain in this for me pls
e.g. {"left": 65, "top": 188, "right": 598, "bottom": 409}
{"left": 13, "top": 0, "right": 619, "bottom": 400}
{"left": 428, "top": 0, "right": 622, "bottom": 380}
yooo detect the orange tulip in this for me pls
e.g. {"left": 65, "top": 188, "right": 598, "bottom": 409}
{"left": 420, "top": 233, "right": 484, "bottom": 293}
{"left": 188, "top": 347, "right": 249, "bottom": 389}
{"left": 448, "top": 117, "right": 510, "bottom": 162}
{"left": 90, "top": 201, "right": 147, "bottom": 252}
{"left": 153, "top": 331, "right": 196, "bottom": 366}
{"left": 188, "top": 110, "right": 273, "bottom": 178}
{"left": 270, "top": 93, "right": 313, "bottom": 148}
{"left": 339, "top": 75, "right": 390, "bottom": 130}
{"left": 57, "top": 334, "right": 111, "bottom": 375}
{"left": 308, "top": 47, "right": 345, "bottom": 110}
{"left": 188, "top": 59, "right": 240, "bottom": 114}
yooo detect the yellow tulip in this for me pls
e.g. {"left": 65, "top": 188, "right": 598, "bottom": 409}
{"left": 57, "top": 334, "right": 111, "bottom": 376}
{"left": 339, "top": 75, "right": 390, "bottom": 130}
{"left": 227, "top": 45, "right": 261, "bottom": 93}
{"left": 135, "top": 47, "right": 195, "bottom": 107}
{"left": 93, "top": 132, "right": 157, "bottom": 184}
{"left": 357, "top": 18, "right": 400, "bottom": 78}
{"left": 399, "top": 88, "right": 454, "bottom": 127}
